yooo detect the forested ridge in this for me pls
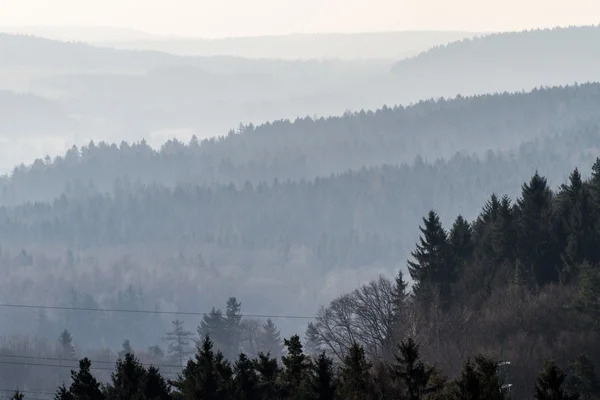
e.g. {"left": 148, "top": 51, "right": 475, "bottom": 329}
{"left": 4, "top": 159, "right": 600, "bottom": 398}
{"left": 4, "top": 82, "right": 600, "bottom": 204}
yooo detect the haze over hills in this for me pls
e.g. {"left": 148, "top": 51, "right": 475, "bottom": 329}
{"left": 1, "top": 26, "right": 479, "bottom": 60}
{"left": 3, "top": 18, "right": 600, "bottom": 398}
{"left": 1, "top": 25, "right": 600, "bottom": 174}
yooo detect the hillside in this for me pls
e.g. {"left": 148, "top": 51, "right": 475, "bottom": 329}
{"left": 391, "top": 25, "right": 600, "bottom": 98}
{"left": 2, "top": 82, "right": 600, "bottom": 204}
{"left": 97, "top": 31, "right": 478, "bottom": 60}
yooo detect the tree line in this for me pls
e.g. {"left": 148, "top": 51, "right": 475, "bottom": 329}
{"left": 3, "top": 82, "right": 600, "bottom": 204}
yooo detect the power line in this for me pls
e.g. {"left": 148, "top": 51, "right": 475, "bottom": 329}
{"left": 0, "top": 303, "right": 315, "bottom": 320}
{"left": 0, "top": 353, "right": 183, "bottom": 369}
{"left": 0, "top": 388, "right": 55, "bottom": 396}
{"left": 0, "top": 359, "right": 116, "bottom": 371}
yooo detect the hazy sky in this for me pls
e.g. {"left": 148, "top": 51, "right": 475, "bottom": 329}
{"left": 0, "top": 0, "right": 598, "bottom": 38}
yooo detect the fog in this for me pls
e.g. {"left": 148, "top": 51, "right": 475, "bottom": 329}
{"left": 1, "top": 11, "right": 600, "bottom": 399}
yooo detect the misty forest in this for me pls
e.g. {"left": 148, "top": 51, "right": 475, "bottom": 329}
{"left": 1, "top": 21, "right": 600, "bottom": 399}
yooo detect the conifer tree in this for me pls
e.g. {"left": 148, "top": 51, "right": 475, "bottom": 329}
{"left": 58, "top": 329, "right": 76, "bottom": 359}
{"left": 392, "top": 337, "right": 434, "bottom": 400}
{"left": 312, "top": 352, "right": 336, "bottom": 400}
{"left": 254, "top": 352, "right": 281, "bottom": 400}
{"left": 567, "top": 355, "right": 600, "bottom": 400}
{"left": 105, "top": 352, "right": 146, "bottom": 400}
{"left": 143, "top": 366, "right": 171, "bottom": 400}
{"left": 198, "top": 308, "right": 226, "bottom": 357}
{"left": 407, "top": 210, "right": 450, "bottom": 303}
{"left": 258, "top": 319, "right": 284, "bottom": 358}
{"left": 281, "top": 335, "right": 312, "bottom": 399}
{"left": 70, "top": 358, "right": 104, "bottom": 400}
{"left": 173, "top": 335, "right": 232, "bottom": 400}
{"left": 54, "top": 384, "right": 73, "bottom": 400}
{"left": 456, "top": 356, "right": 503, "bottom": 400}
{"left": 535, "top": 360, "right": 579, "bottom": 400}
{"left": 163, "top": 319, "right": 194, "bottom": 366}
{"left": 338, "top": 343, "right": 373, "bottom": 400}
{"left": 233, "top": 353, "right": 259, "bottom": 400}
{"left": 224, "top": 297, "right": 243, "bottom": 361}
{"left": 449, "top": 215, "right": 473, "bottom": 274}
{"left": 515, "top": 172, "right": 557, "bottom": 286}
{"left": 11, "top": 391, "right": 24, "bottom": 400}
{"left": 118, "top": 340, "right": 134, "bottom": 359}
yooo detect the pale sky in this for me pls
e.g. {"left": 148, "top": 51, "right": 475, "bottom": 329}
{"left": 0, "top": 0, "right": 598, "bottom": 38}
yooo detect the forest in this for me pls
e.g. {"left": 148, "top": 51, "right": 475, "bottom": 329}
{"left": 3, "top": 158, "right": 600, "bottom": 398}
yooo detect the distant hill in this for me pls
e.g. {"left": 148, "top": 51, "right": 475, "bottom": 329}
{"left": 96, "top": 31, "right": 479, "bottom": 60}
{"left": 391, "top": 25, "right": 600, "bottom": 98}
{"left": 0, "top": 25, "right": 159, "bottom": 42}
{"left": 0, "top": 27, "right": 478, "bottom": 60}
{"left": 3, "top": 82, "right": 600, "bottom": 205}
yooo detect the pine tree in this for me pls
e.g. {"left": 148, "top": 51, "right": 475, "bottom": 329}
{"left": 456, "top": 356, "right": 503, "bottom": 400}
{"left": 118, "top": 340, "right": 134, "bottom": 359}
{"left": 491, "top": 195, "right": 517, "bottom": 266}
{"left": 392, "top": 269, "right": 409, "bottom": 318}
{"left": 70, "top": 358, "right": 104, "bottom": 400}
{"left": 173, "top": 335, "right": 232, "bottom": 400}
{"left": 448, "top": 215, "right": 473, "bottom": 268}
{"left": 54, "top": 384, "right": 74, "bottom": 400}
{"left": 407, "top": 210, "right": 450, "bottom": 303}
{"left": 144, "top": 366, "right": 171, "bottom": 400}
{"left": 392, "top": 337, "right": 434, "bottom": 400}
{"left": 11, "top": 390, "right": 24, "bottom": 400}
{"left": 58, "top": 329, "right": 76, "bottom": 359}
{"left": 254, "top": 352, "right": 281, "bottom": 400}
{"left": 233, "top": 353, "right": 259, "bottom": 399}
{"left": 224, "top": 297, "right": 243, "bottom": 361}
{"left": 515, "top": 172, "right": 558, "bottom": 286}
{"left": 281, "top": 335, "right": 312, "bottom": 400}
{"left": 105, "top": 352, "right": 146, "bottom": 400}
{"left": 567, "top": 355, "right": 600, "bottom": 400}
{"left": 535, "top": 360, "right": 579, "bottom": 400}
{"left": 312, "top": 352, "right": 336, "bottom": 400}
{"left": 338, "top": 343, "right": 373, "bottom": 400}
{"left": 198, "top": 308, "right": 226, "bottom": 357}
{"left": 163, "top": 319, "right": 194, "bottom": 366}
{"left": 258, "top": 319, "right": 284, "bottom": 358}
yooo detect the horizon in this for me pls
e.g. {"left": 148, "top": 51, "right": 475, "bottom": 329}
{"left": 0, "top": 0, "right": 599, "bottom": 38}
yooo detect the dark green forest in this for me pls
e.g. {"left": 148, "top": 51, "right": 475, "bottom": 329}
{"left": 5, "top": 159, "right": 600, "bottom": 398}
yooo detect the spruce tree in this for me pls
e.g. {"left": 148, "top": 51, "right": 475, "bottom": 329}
{"left": 70, "top": 358, "right": 104, "bottom": 400}
{"left": 54, "top": 384, "right": 74, "bottom": 400}
{"left": 11, "top": 391, "right": 24, "bottom": 400}
{"left": 144, "top": 366, "right": 171, "bottom": 400}
{"left": 58, "top": 329, "right": 76, "bottom": 359}
{"left": 258, "top": 319, "right": 284, "bottom": 358}
{"left": 448, "top": 215, "right": 473, "bottom": 274}
{"left": 338, "top": 343, "right": 373, "bottom": 400}
{"left": 254, "top": 352, "right": 281, "bottom": 400}
{"left": 515, "top": 172, "right": 557, "bottom": 286}
{"left": 118, "top": 340, "right": 134, "bottom": 359}
{"left": 163, "top": 319, "right": 194, "bottom": 366}
{"left": 392, "top": 337, "right": 434, "bottom": 400}
{"left": 456, "top": 356, "right": 503, "bottom": 400}
{"left": 567, "top": 355, "right": 600, "bottom": 400}
{"left": 198, "top": 308, "right": 226, "bottom": 358}
{"left": 407, "top": 210, "right": 450, "bottom": 303}
{"left": 312, "top": 352, "right": 336, "bottom": 400}
{"left": 281, "top": 335, "right": 312, "bottom": 400}
{"left": 224, "top": 297, "right": 243, "bottom": 361}
{"left": 233, "top": 353, "right": 260, "bottom": 400}
{"left": 173, "top": 335, "right": 231, "bottom": 400}
{"left": 105, "top": 352, "right": 146, "bottom": 400}
{"left": 535, "top": 360, "right": 579, "bottom": 400}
